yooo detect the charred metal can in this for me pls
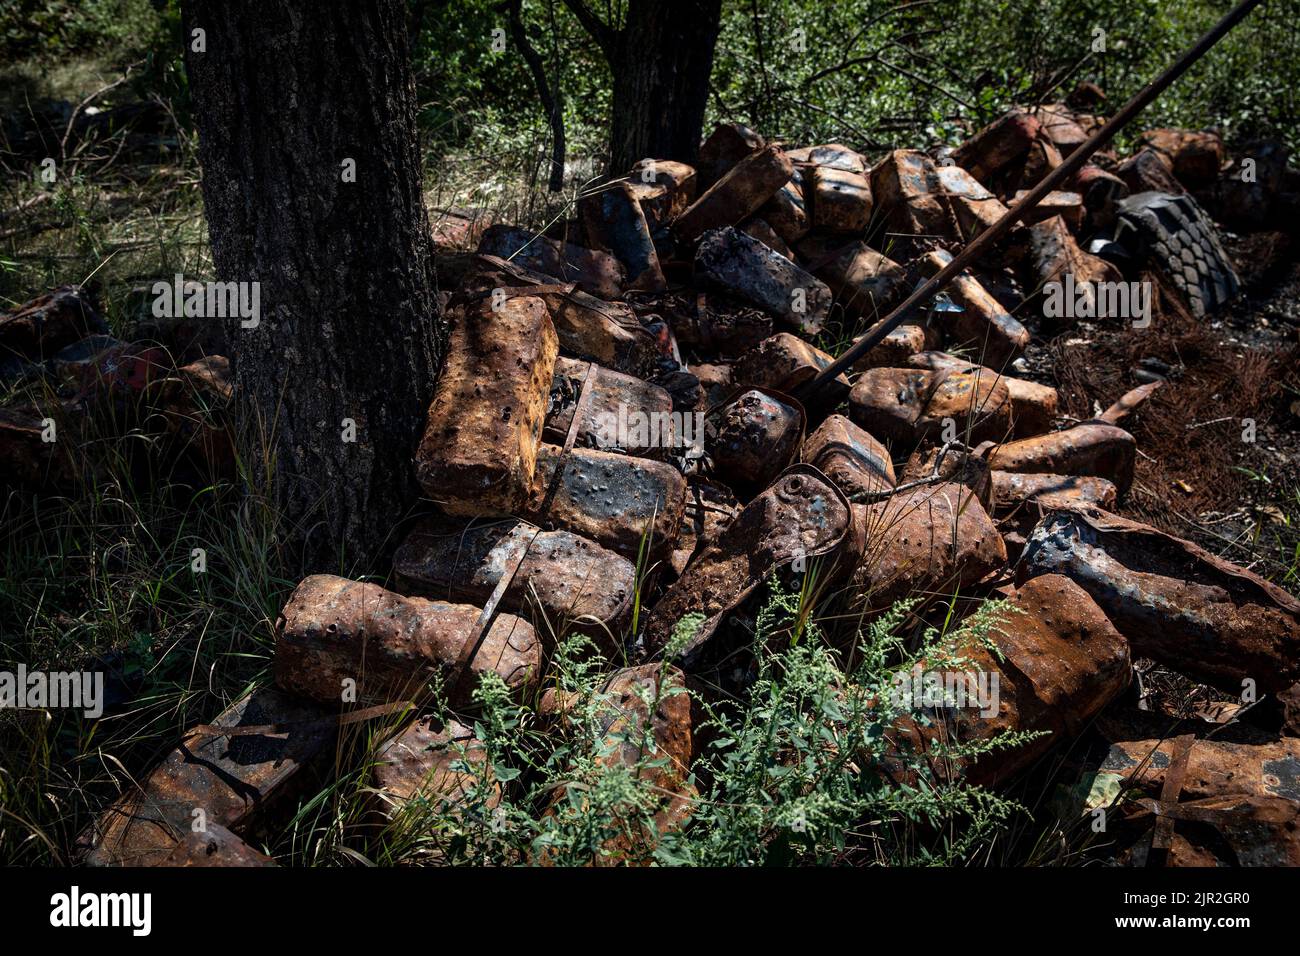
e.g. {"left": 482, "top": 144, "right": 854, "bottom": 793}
{"left": 544, "top": 356, "right": 677, "bottom": 458}
{"left": 987, "top": 422, "right": 1136, "bottom": 493}
{"left": 526, "top": 443, "right": 687, "bottom": 558}
{"left": 705, "top": 386, "right": 805, "bottom": 496}
{"left": 643, "top": 465, "right": 850, "bottom": 664}
{"left": 1019, "top": 505, "right": 1300, "bottom": 694}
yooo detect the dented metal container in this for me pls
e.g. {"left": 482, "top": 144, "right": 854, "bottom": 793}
{"left": 79, "top": 686, "right": 335, "bottom": 866}
{"left": 990, "top": 471, "right": 1118, "bottom": 531}
{"left": 675, "top": 143, "right": 793, "bottom": 242}
{"left": 759, "top": 178, "right": 809, "bottom": 245}
{"left": 887, "top": 574, "right": 1130, "bottom": 787}
{"left": 456, "top": 254, "right": 659, "bottom": 374}
{"left": 525, "top": 443, "right": 687, "bottom": 557}
{"left": 1019, "top": 506, "right": 1300, "bottom": 694}
{"left": 732, "top": 332, "right": 849, "bottom": 402}
{"left": 706, "top": 386, "right": 805, "bottom": 495}
{"left": 810, "top": 165, "right": 874, "bottom": 234}
{"left": 951, "top": 109, "right": 1040, "bottom": 185}
{"left": 544, "top": 356, "right": 676, "bottom": 458}
{"left": 373, "top": 717, "right": 499, "bottom": 819}
{"left": 801, "top": 414, "right": 896, "bottom": 500}
{"left": 909, "top": 351, "right": 1056, "bottom": 437}
{"left": 987, "top": 422, "right": 1136, "bottom": 493}
{"left": 804, "top": 239, "right": 907, "bottom": 321}
{"left": 696, "top": 122, "right": 765, "bottom": 191}
{"left": 477, "top": 224, "right": 625, "bottom": 299}
{"left": 935, "top": 164, "right": 1010, "bottom": 238}
{"left": 670, "top": 477, "right": 740, "bottom": 577}
{"left": 849, "top": 482, "right": 1006, "bottom": 611}
{"left": 917, "top": 251, "right": 1030, "bottom": 366}
{"left": 275, "top": 574, "right": 541, "bottom": 707}
{"left": 669, "top": 292, "right": 773, "bottom": 357}
{"left": 643, "top": 465, "right": 851, "bottom": 663}
{"left": 869, "top": 149, "right": 950, "bottom": 236}
{"left": 579, "top": 181, "right": 666, "bottom": 292}
{"left": 395, "top": 517, "right": 636, "bottom": 638}
{"left": 415, "top": 295, "right": 558, "bottom": 516}
{"left": 625, "top": 159, "right": 698, "bottom": 229}
{"left": 1088, "top": 732, "right": 1300, "bottom": 867}
{"left": 695, "top": 226, "right": 832, "bottom": 336}
{"left": 849, "top": 366, "right": 1013, "bottom": 449}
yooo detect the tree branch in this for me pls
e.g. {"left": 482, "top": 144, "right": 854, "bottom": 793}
{"left": 499, "top": 0, "right": 566, "bottom": 191}
{"left": 560, "top": 0, "right": 619, "bottom": 64}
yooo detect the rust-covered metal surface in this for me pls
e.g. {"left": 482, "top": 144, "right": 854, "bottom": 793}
{"left": 394, "top": 516, "right": 635, "bottom": 637}
{"left": 848, "top": 320, "right": 934, "bottom": 371}
{"left": 525, "top": 443, "right": 687, "bottom": 557}
{"left": 732, "top": 331, "right": 849, "bottom": 400}
{"left": 274, "top": 574, "right": 540, "bottom": 706}
{"left": 1095, "top": 735, "right": 1300, "bottom": 866}
{"left": 544, "top": 663, "right": 696, "bottom": 865}
{"left": 706, "top": 387, "right": 805, "bottom": 494}
{"left": 79, "top": 686, "right": 334, "bottom": 866}
{"left": 668, "top": 292, "right": 773, "bottom": 357}
{"left": 459, "top": 254, "right": 658, "bottom": 374}
{"left": 888, "top": 574, "right": 1130, "bottom": 786}
{"left": 694, "top": 226, "right": 832, "bottom": 336}
{"left": 801, "top": 413, "right": 896, "bottom": 500}
{"left": 477, "top": 224, "right": 625, "bottom": 299}
{"left": 674, "top": 143, "right": 793, "bottom": 243}
{"left": 987, "top": 421, "right": 1136, "bottom": 493}
{"left": 991, "top": 471, "right": 1117, "bottom": 515}
{"left": 759, "top": 178, "right": 809, "bottom": 245}
{"left": 935, "top": 164, "right": 1011, "bottom": 238}
{"left": 642, "top": 465, "right": 850, "bottom": 663}
{"left": 695, "top": 122, "right": 765, "bottom": 191}
{"left": 806, "top": 239, "right": 907, "bottom": 322}
{"left": 741, "top": 218, "right": 793, "bottom": 260}
{"left": 1028, "top": 214, "right": 1122, "bottom": 297}
{"left": 951, "top": 110, "right": 1040, "bottom": 185}
{"left": 372, "top": 717, "right": 499, "bottom": 818}
{"left": 579, "top": 181, "right": 666, "bottom": 293}
{"left": 625, "top": 159, "right": 698, "bottom": 229}
{"left": 909, "top": 350, "right": 1056, "bottom": 437}
{"left": 544, "top": 356, "right": 676, "bottom": 457}
{"left": 849, "top": 366, "right": 1013, "bottom": 448}
{"left": 415, "top": 295, "right": 558, "bottom": 516}
{"left": 670, "top": 477, "right": 739, "bottom": 578}
{"left": 870, "top": 149, "right": 950, "bottom": 236}
{"left": 1019, "top": 505, "right": 1300, "bottom": 693}
{"left": 916, "top": 251, "right": 1029, "bottom": 365}
{"left": 899, "top": 443, "right": 994, "bottom": 510}
{"left": 810, "top": 166, "right": 874, "bottom": 234}
{"left": 157, "top": 823, "right": 278, "bottom": 867}
{"left": 850, "top": 482, "right": 1007, "bottom": 611}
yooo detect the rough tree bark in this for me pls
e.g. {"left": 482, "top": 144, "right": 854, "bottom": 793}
{"left": 564, "top": 0, "right": 723, "bottom": 175}
{"left": 183, "top": 0, "right": 443, "bottom": 572}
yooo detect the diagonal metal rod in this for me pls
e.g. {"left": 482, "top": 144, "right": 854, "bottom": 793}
{"left": 795, "top": 0, "right": 1265, "bottom": 402}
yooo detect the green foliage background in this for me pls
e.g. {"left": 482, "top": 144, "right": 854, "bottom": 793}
{"left": 2, "top": 0, "right": 1295, "bottom": 170}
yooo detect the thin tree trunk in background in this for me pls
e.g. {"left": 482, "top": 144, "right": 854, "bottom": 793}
{"left": 564, "top": 0, "right": 722, "bottom": 176}
{"left": 505, "top": 0, "right": 567, "bottom": 191}
{"left": 183, "top": 0, "right": 443, "bottom": 573}
{"left": 607, "top": 0, "right": 722, "bottom": 174}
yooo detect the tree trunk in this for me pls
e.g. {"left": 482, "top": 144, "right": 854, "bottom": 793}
{"left": 183, "top": 0, "right": 442, "bottom": 572}
{"left": 606, "top": 0, "right": 722, "bottom": 174}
